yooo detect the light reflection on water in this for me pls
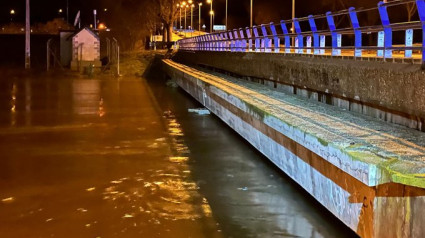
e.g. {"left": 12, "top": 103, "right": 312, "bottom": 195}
{"left": 0, "top": 75, "right": 357, "bottom": 238}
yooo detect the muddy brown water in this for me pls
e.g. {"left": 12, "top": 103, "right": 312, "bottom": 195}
{"left": 0, "top": 74, "right": 357, "bottom": 238}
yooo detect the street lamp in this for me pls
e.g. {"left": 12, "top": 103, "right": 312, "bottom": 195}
{"left": 185, "top": 5, "right": 189, "bottom": 31}
{"left": 226, "top": 0, "right": 228, "bottom": 30}
{"left": 250, "top": 0, "right": 253, "bottom": 29}
{"left": 292, "top": 0, "right": 295, "bottom": 34}
{"left": 207, "top": 0, "right": 213, "bottom": 33}
{"left": 191, "top": 4, "right": 194, "bottom": 32}
{"left": 210, "top": 10, "right": 214, "bottom": 33}
{"left": 198, "top": 3, "right": 202, "bottom": 33}
{"left": 10, "top": 9, "right": 15, "bottom": 22}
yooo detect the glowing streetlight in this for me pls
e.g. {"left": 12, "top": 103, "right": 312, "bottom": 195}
{"left": 250, "top": 0, "right": 253, "bottom": 29}
{"left": 177, "top": 3, "right": 182, "bottom": 30}
{"left": 207, "top": 0, "right": 213, "bottom": 33}
{"left": 198, "top": 3, "right": 202, "bottom": 32}
{"left": 10, "top": 9, "right": 15, "bottom": 23}
{"left": 59, "top": 9, "right": 63, "bottom": 14}
{"left": 185, "top": 4, "right": 189, "bottom": 31}
{"left": 191, "top": 4, "right": 194, "bottom": 32}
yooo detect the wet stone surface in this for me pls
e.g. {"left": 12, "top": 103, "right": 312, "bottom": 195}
{"left": 0, "top": 75, "right": 356, "bottom": 237}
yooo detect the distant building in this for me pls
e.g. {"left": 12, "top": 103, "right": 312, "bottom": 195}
{"left": 60, "top": 27, "right": 101, "bottom": 70}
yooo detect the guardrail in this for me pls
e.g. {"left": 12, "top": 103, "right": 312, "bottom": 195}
{"left": 177, "top": 0, "right": 425, "bottom": 67}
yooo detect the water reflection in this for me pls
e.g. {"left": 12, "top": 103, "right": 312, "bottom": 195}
{"left": 0, "top": 74, "right": 356, "bottom": 238}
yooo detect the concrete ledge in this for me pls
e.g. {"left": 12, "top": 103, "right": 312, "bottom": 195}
{"left": 174, "top": 51, "right": 425, "bottom": 132}
{"left": 164, "top": 58, "right": 425, "bottom": 237}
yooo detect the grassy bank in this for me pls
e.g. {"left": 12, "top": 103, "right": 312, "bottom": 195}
{"left": 119, "top": 50, "right": 167, "bottom": 77}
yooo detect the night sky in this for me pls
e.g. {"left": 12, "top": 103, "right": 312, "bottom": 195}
{"left": 0, "top": 0, "right": 380, "bottom": 29}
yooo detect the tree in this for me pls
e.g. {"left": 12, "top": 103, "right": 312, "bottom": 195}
{"left": 153, "top": 0, "right": 179, "bottom": 43}
{"left": 406, "top": 3, "right": 416, "bottom": 22}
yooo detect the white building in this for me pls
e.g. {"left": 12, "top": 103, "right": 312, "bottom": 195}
{"left": 61, "top": 28, "right": 101, "bottom": 70}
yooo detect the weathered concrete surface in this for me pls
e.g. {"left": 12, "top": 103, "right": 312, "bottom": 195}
{"left": 163, "top": 59, "right": 425, "bottom": 237}
{"left": 173, "top": 51, "right": 425, "bottom": 131}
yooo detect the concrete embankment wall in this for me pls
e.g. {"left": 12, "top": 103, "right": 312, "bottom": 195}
{"left": 173, "top": 51, "right": 425, "bottom": 131}
{"left": 163, "top": 59, "right": 425, "bottom": 238}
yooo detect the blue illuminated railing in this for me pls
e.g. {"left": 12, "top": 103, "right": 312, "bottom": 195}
{"left": 177, "top": 0, "right": 425, "bottom": 67}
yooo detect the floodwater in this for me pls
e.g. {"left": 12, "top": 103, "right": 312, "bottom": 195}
{"left": 0, "top": 73, "right": 357, "bottom": 238}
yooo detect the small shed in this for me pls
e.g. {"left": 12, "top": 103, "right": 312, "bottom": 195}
{"left": 63, "top": 28, "right": 101, "bottom": 70}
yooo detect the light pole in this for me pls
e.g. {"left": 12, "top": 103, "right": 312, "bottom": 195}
{"left": 25, "top": 0, "right": 30, "bottom": 69}
{"left": 292, "top": 0, "right": 295, "bottom": 34}
{"left": 226, "top": 0, "right": 228, "bottom": 30}
{"left": 207, "top": 0, "right": 213, "bottom": 33}
{"left": 66, "top": 0, "right": 69, "bottom": 23}
{"left": 190, "top": 3, "right": 194, "bottom": 31}
{"left": 292, "top": 0, "right": 295, "bottom": 48}
{"left": 198, "top": 3, "right": 202, "bottom": 33}
{"left": 10, "top": 9, "right": 15, "bottom": 22}
{"left": 177, "top": 3, "right": 182, "bottom": 31}
{"left": 250, "top": 0, "right": 253, "bottom": 29}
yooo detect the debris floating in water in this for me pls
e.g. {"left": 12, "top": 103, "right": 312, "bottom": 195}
{"left": 86, "top": 187, "right": 96, "bottom": 192}
{"left": 1, "top": 197, "right": 15, "bottom": 203}
{"left": 188, "top": 108, "right": 210, "bottom": 115}
{"left": 123, "top": 214, "right": 134, "bottom": 218}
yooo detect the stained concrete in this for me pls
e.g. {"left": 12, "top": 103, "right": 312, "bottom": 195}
{"left": 173, "top": 51, "right": 425, "bottom": 131}
{"left": 163, "top": 59, "right": 425, "bottom": 237}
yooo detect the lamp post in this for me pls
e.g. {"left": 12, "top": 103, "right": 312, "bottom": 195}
{"left": 292, "top": 0, "right": 295, "bottom": 34}
{"left": 250, "top": 0, "right": 253, "bottom": 29}
{"left": 207, "top": 0, "right": 213, "bottom": 33}
{"left": 226, "top": 0, "right": 228, "bottom": 30}
{"left": 10, "top": 9, "right": 15, "bottom": 22}
{"left": 190, "top": 4, "right": 194, "bottom": 31}
{"left": 198, "top": 3, "right": 202, "bottom": 33}
{"left": 177, "top": 3, "right": 181, "bottom": 30}
{"left": 25, "top": 0, "right": 30, "bottom": 69}
{"left": 66, "top": 0, "right": 69, "bottom": 23}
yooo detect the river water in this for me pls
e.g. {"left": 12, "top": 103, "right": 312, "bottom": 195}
{"left": 0, "top": 74, "right": 356, "bottom": 238}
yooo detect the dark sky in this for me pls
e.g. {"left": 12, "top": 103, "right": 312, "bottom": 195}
{"left": 0, "top": 0, "right": 384, "bottom": 29}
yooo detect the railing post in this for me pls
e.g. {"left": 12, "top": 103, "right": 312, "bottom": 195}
{"left": 378, "top": 1, "right": 392, "bottom": 58}
{"left": 239, "top": 28, "right": 247, "bottom": 52}
{"left": 326, "top": 11, "right": 341, "bottom": 56}
{"left": 208, "top": 34, "right": 212, "bottom": 51}
{"left": 222, "top": 32, "right": 229, "bottom": 51}
{"left": 293, "top": 18, "right": 303, "bottom": 54}
{"left": 416, "top": 0, "right": 425, "bottom": 68}
{"left": 228, "top": 31, "right": 235, "bottom": 52}
{"left": 308, "top": 15, "right": 319, "bottom": 55}
{"left": 320, "top": 35, "right": 325, "bottom": 55}
{"left": 246, "top": 27, "right": 253, "bottom": 52}
{"left": 405, "top": 29, "right": 413, "bottom": 58}
{"left": 269, "top": 22, "right": 280, "bottom": 53}
{"left": 349, "top": 7, "right": 362, "bottom": 57}
{"left": 253, "top": 26, "right": 261, "bottom": 52}
{"left": 280, "top": 20, "right": 291, "bottom": 53}
{"left": 233, "top": 30, "right": 241, "bottom": 52}
{"left": 213, "top": 34, "right": 219, "bottom": 51}
{"left": 261, "top": 24, "right": 271, "bottom": 52}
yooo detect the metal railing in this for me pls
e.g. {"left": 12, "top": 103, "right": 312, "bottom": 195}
{"left": 177, "top": 0, "right": 425, "bottom": 66}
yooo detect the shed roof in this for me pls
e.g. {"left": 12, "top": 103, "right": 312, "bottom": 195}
{"left": 67, "top": 27, "right": 99, "bottom": 40}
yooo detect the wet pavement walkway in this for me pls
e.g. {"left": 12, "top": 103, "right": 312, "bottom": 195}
{"left": 0, "top": 74, "right": 355, "bottom": 238}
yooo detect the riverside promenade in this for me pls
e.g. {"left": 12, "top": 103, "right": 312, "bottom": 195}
{"left": 163, "top": 58, "right": 425, "bottom": 238}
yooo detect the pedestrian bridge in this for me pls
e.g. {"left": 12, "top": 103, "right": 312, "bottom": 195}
{"left": 165, "top": 1, "right": 425, "bottom": 237}
{"left": 178, "top": 0, "right": 425, "bottom": 66}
